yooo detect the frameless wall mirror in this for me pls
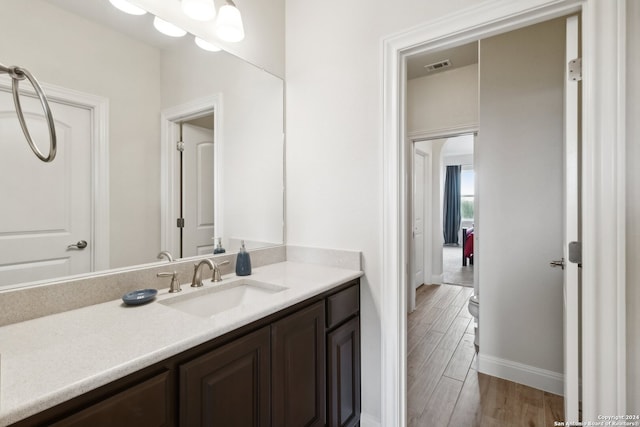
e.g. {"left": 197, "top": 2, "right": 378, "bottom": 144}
{"left": 0, "top": 0, "right": 284, "bottom": 290}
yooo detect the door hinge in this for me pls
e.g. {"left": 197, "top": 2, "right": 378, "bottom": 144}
{"left": 176, "top": 141, "right": 184, "bottom": 152}
{"left": 568, "top": 58, "right": 582, "bottom": 82}
{"left": 568, "top": 241, "right": 582, "bottom": 267}
{"left": 176, "top": 218, "right": 185, "bottom": 228}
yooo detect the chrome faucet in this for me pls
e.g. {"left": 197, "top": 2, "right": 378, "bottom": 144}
{"left": 191, "top": 259, "right": 230, "bottom": 287}
{"left": 191, "top": 259, "right": 215, "bottom": 287}
{"left": 157, "top": 251, "right": 174, "bottom": 262}
{"left": 157, "top": 271, "right": 181, "bottom": 293}
{"left": 212, "top": 260, "right": 230, "bottom": 282}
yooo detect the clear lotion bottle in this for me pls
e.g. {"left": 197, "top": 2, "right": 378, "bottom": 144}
{"left": 235, "top": 240, "right": 251, "bottom": 276}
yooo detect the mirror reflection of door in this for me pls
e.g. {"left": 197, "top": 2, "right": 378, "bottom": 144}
{"left": 0, "top": 88, "right": 92, "bottom": 288}
{"left": 180, "top": 115, "right": 215, "bottom": 258}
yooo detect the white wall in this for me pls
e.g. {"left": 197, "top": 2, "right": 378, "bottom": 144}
{"left": 407, "top": 64, "right": 479, "bottom": 136}
{"left": 285, "top": 1, "right": 480, "bottom": 421}
{"left": 626, "top": 0, "right": 640, "bottom": 413}
{"left": 477, "top": 19, "right": 565, "bottom": 386}
{"left": 0, "top": 0, "right": 162, "bottom": 269}
{"left": 161, "top": 44, "right": 284, "bottom": 251}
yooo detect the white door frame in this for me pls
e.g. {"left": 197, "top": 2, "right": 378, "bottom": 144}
{"left": 381, "top": 0, "right": 626, "bottom": 425}
{"left": 160, "top": 95, "right": 222, "bottom": 256}
{"left": 0, "top": 76, "right": 110, "bottom": 272}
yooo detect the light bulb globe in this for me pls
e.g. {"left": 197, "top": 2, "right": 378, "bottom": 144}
{"left": 153, "top": 16, "right": 187, "bottom": 37}
{"left": 195, "top": 37, "right": 222, "bottom": 52}
{"left": 216, "top": 3, "right": 245, "bottom": 42}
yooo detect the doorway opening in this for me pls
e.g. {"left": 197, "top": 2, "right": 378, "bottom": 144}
{"left": 160, "top": 95, "right": 221, "bottom": 260}
{"left": 408, "top": 132, "right": 476, "bottom": 311}
{"left": 441, "top": 135, "right": 475, "bottom": 288}
{"left": 401, "top": 13, "right": 582, "bottom": 426}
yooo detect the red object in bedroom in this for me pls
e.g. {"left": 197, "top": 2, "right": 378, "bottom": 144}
{"left": 464, "top": 232, "right": 474, "bottom": 259}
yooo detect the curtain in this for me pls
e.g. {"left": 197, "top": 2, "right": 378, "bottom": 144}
{"left": 443, "top": 165, "right": 461, "bottom": 245}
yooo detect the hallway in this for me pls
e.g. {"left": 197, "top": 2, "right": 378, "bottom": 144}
{"left": 407, "top": 284, "right": 564, "bottom": 426}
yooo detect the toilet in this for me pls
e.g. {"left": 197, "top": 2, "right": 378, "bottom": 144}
{"left": 468, "top": 295, "right": 479, "bottom": 352}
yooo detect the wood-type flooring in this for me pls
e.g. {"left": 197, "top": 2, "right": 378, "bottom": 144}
{"left": 407, "top": 283, "right": 565, "bottom": 426}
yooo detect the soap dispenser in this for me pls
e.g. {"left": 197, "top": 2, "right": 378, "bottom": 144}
{"left": 235, "top": 240, "right": 252, "bottom": 276}
{"left": 213, "top": 237, "right": 226, "bottom": 254}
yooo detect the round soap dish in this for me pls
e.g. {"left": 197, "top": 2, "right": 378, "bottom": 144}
{"left": 122, "top": 289, "right": 158, "bottom": 306}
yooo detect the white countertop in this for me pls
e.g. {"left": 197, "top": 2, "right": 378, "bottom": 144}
{"left": 0, "top": 261, "right": 362, "bottom": 426}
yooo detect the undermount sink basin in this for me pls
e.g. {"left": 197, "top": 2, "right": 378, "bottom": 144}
{"left": 159, "top": 279, "right": 287, "bottom": 318}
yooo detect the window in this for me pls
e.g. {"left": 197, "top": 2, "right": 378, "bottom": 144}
{"left": 461, "top": 167, "right": 474, "bottom": 221}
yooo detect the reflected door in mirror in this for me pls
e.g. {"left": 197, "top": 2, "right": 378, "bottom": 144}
{"left": 182, "top": 122, "right": 215, "bottom": 257}
{"left": 0, "top": 89, "right": 92, "bottom": 288}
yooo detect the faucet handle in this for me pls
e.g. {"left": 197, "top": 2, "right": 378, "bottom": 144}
{"left": 157, "top": 271, "right": 181, "bottom": 293}
{"left": 157, "top": 251, "right": 174, "bottom": 262}
{"left": 212, "top": 260, "right": 230, "bottom": 282}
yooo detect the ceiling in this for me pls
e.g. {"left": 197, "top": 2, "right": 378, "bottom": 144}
{"left": 406, "top": 42, "right": 478, "bottom": 80}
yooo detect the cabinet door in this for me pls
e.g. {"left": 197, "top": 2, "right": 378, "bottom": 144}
{"left": 50, "top": 371, "right": 171, "bottom": 427}
{"left": 328, "top": 317, "right": 361, "bottom": 427}
{"left": 272, "top": 301, "right": 326, "bottom": 427}
{"left": 179, "top": 327, "right": 270, "bottom": 427}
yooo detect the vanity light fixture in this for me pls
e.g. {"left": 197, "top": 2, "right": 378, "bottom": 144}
{"left": 215, "top": 0, "right": 245, "bottom": 42}
{"left": 182, "top": 0, "right": 217, "bottom": 21}
{"left": 153, "top": 16, "right": 187, "bottom": 37}
{"left": 195, "top": 37, "right": 222, "bottom": 52}
{"left": 108, "top": 0, "right": 147, "bottom": 16}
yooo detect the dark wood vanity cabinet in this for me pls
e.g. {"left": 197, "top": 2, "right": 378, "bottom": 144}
{"left": 326, "top": 286, "right": 361, "bottom": 427}
{"left": 49, "top": 371, "right": 172, "bottom": 427}
{"left": 11, "top": 280, "right": 360, "bottom": 427}
{"left": 179, "top": 327, "right": 271, "bottom": 427}
{"left": 327, "top": 317, "right": 361, "bottom": 427}
{"left": 272, "top": 301, "right": 326, "bottom": 427}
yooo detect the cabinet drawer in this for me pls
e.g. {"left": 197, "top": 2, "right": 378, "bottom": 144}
{"left": 50, "top": 371, "right": 171, "bottom": 427}
{"left": 326, "top": 284, "right": 359, "bottom": 329}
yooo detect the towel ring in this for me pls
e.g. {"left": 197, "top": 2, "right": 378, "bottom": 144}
{"left": 0, "top": 63, "right": 57, "bottom": 163}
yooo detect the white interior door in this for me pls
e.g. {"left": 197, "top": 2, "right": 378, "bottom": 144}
{"left": 563, "top": 14, "right": 580, "bottom": 424}
{"left": 409, "top": 149, "right": 426, "bottom": 312}
{"left": 182, "top": 123, "right": 215, "bottom": 257}
{"left": 0, "top": 89, "right": 92, "bottom": 288}
{"left": 413, "top": 150, "right": 426, "bottom": 289}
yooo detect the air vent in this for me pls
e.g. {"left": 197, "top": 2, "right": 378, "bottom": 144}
{"left": 424, "top": 59, "right": 452, "bottom": 72}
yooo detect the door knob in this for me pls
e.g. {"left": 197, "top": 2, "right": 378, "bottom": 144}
{"left": 550, "top": 258, "right": 565, "bottom": 270}
{"left": 67, "top": 240, "right": 88, "bottom": 250}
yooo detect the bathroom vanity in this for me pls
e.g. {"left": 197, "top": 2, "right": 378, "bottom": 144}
{"left": 0, "top": 257, "right": 362, "bottom": 427}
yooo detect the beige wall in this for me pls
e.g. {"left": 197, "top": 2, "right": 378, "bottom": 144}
{"left": 478, "top": 18, "right": 565, "bottom": 384}
{"left": 0, "top": 0, "right": 162, "bottom": 269}
{"left": 407, "top": 64, "right": 479, "bottom": 135}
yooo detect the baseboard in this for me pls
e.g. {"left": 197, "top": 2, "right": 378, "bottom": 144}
{"left": 478, "top": 353, "right": 564, "bottom": 395}
{"left": 360, "top": 413, "right": 382, "bottom": 427}
{"left": 430, "top": 273, "right": 444, "bottom": 284}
